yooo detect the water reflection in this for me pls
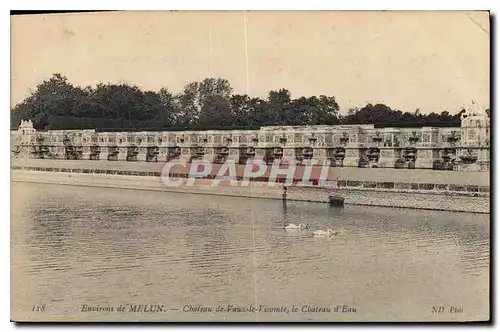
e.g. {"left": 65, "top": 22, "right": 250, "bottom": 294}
{"left": 11, "top": 182, "right": 489, "bottom": 322}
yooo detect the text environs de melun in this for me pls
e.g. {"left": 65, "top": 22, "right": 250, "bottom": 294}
{"left": 81, "top": 304, "right": 166, "bottom": 312}
{"left": 183, "top": 304, "right": 355, "bottom": 313}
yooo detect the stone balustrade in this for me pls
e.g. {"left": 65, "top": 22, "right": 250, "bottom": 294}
{"left": 11, "top": 104, "right": 490, "bottom": 172}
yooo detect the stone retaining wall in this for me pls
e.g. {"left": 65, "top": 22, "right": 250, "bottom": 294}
{"left": 338, "top": 189, "right": 489, "bottom": 213}
{"left": 11, "top": 164, "right": 489, "bottom": 198}
{"left": 11, "top": 159, "right": 490, "bottom": 187}
{"left": 11, "top": 169, "right": 489, "bottom": 214}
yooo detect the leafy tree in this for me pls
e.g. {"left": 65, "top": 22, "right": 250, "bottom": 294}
{"left": 11, "top": 73, "right": 482, "bottom": 131}
{"left": 198, "top": 95, "right": 233, "bottom": 129}
{"left": 230, "top": 94, "right": 253, "bottom": 128}
{"left": 158, "top": 88, "right": 178, "bottom": 124}
{"left": 90, "top": 83, "right": 144, "bottom": 120}
{"left": 309, "top": 95, "right": 340, "bottom": 125}
{"left": 267, "top": 89, "right": 291, "bottom": 125}
{"left": 176, "top": 78, "right": 233, "bottom": 127}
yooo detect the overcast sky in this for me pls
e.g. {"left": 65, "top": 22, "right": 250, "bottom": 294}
{"left": 11, "top": 11, "right": 490, "bottom": 114}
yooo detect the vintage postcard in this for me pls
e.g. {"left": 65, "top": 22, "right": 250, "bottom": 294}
{"left": 10, "top": 11, "right": 490, "bottom": 322}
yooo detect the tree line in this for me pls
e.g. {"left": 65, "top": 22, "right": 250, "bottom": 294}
{"left": 11, "top": 73, "right": 486, "bottom": 131}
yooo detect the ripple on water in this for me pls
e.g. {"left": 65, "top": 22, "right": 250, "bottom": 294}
{"left": 11, "top": 182, "right": 490, "bottom": 322}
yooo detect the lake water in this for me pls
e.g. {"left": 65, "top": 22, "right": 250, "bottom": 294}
{"left": 11, "top": 182, "right": 490, "bottom": 322}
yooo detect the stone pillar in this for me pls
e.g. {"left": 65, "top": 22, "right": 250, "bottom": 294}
{"left": 312, "top": 148, "right": 327, "bottom": 166}
{"left": 342, "top": 127, "right": 366, "bottom": 167}
{"left": 99, "top": 147, "right": 108, "bottom": 161}
{"left": 203, "top": 147, "right": 216, "bottom": 163}
{"left": 81, "top": 146, "right": 90, "bottom": 160}
{"left": 226, "top": 148, "right": 241, "bottom": 162}
{"left": 415, "top": 127, "right": 439, "bottom": 169}
{"left": 137, "top": 147, "right": 147, "bottom": 162}
{"left": 282, "top": 148, "right": 297, "bottom": 164}
{"left": 180, "top": 147, "right": 192, "bottom": 162}
{"left": 415, "top": 149, "right": 434, "bottom": 169}
{"left": 157, "top": 147, "right": 168, "bottom": 162}
{"left": 415, "top": 128, "right": 439, "bottom": 169}
{"left": 117, "top": 147, "right": 127, "bottom": 161}
{"left": 343, "top": 148, "right": 359, "bottom": 167}
{"left": 254, "top": 148, "right": 266, "bottom": 163}
{"left": 378, "top": 148, "right": 395, "bottom": 168}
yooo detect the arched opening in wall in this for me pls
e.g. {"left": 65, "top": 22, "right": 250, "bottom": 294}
{"left": 358, "top": 148, "right": 369, "bottom": 168}
{"left": 90, "top": 145, "right": 100, "bottom": 160}
{"left": 240, "top": 146, "right": 254, "bottom": 164}
{"left": 126, "top": 145, "right": 138, "bottom": 162}
{"left": 394, "top": 158, "right": 405, "bottom": 169}
{"left": 189, "top": 146, "right": 205, "bottom": 163}
{"left": 301, "top": 147, "right": 313, "bottom": 162}
{"left": 366, "top": 147, "right": 380, "bottom": 168}
{"left": 214, "top": 146, "right": 229, "bottom": 164}
{"left": 263, "top": 148, "right": 275, "bottom": 165}
{"left": 107, "top": 147, "right": 118, "bottom": 161}
{"left": 459, "top": 149, "right": 478, "bottom": 165}
{"left": 432, "top": 160, "right": 443, "bottom": 170}
{"left": 167, "top": 146, "right": 181, "bottom": 162}
{"left": 146, "top": 146, "right": 159, "bottom": 162}
{"left": 402, "top": 147, "right": 417, "bottom": 169}
{"left": 443, "top": 162, "right": 454, "bottom": 171}
{"left": 439, "top": 148, "right": 456, "bottom": 171}
{"left": 271, "top": 147, "right": 283, "bottom": 165}
{"left": 331, "top": 147, "right": 345, "bottom": 167}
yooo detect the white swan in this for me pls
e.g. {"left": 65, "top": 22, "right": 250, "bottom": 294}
{"left": 285, "top": 223, "right": 307, "bottom": 230}
{"left": 314, "top": 228, "right": 344, "bottom": 236}
{"left": 313, "top": 229, "right": 335, "bottom": 236}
